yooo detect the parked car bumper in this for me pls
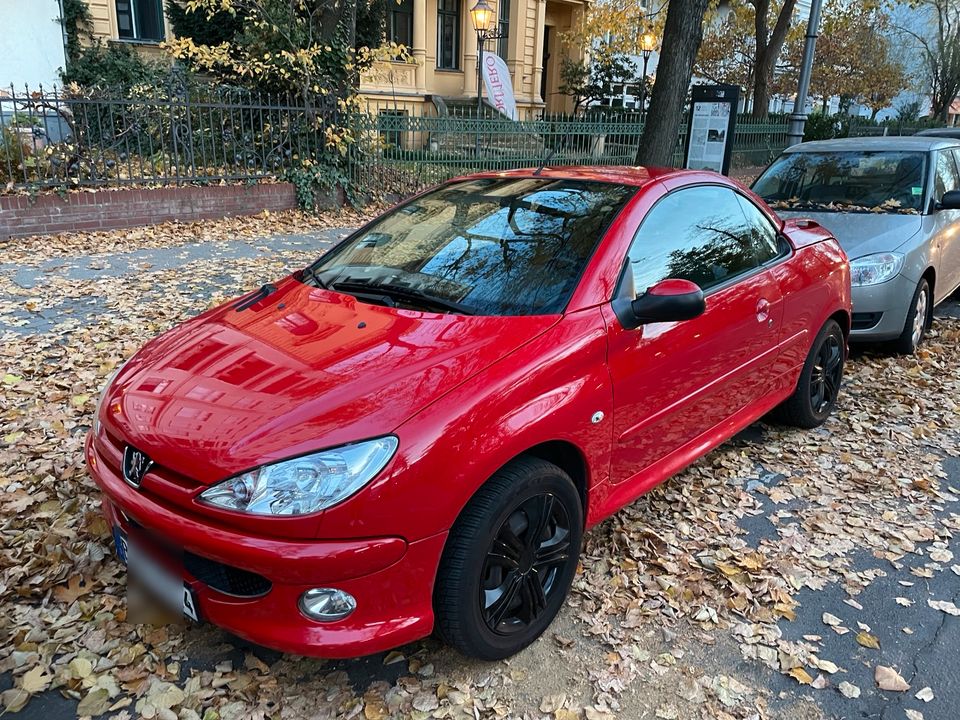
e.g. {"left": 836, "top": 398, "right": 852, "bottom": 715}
{"left": 849, "top": 272, "right": 917, "bottom": 341}
{"left": 85, "top": 432, "right": 443, "bottom": 658}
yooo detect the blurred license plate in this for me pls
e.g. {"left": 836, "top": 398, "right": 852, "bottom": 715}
{"left": 113, "top": 527, "right": 200, "bottom": 622}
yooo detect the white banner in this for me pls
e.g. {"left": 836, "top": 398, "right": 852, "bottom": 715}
{"left": 481, "top": 53, "right": 519, "bottom": 121}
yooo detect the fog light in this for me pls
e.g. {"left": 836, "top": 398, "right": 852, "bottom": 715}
{"left": 299, "top": 588, "right": 356, "bottom": 621}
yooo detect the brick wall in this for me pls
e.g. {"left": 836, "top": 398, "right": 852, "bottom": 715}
{"left": 0, "top": 183, "right": 300, "bottom": 239}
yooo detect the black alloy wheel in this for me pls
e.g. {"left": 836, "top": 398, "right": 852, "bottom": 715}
{"left": 434, "top": 456, "right": 583, "bottom": 660}
{"left": 480, "top": 492, "right": 571, "bottom": 635}
{"left": 771, "top": 318, "right": 845, "bottom": 429}
{"left": 809, "top": 332, "right": 843, "bottom": 414}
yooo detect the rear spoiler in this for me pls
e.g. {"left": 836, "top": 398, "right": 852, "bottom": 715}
{"left": 781, "top": 217, "right": 835, "bottom": 249}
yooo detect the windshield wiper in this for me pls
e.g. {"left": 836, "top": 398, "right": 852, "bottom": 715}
{"left": 331, "top": 281, "right": 475, "bottom": 315}
{"left": 301, "top": 264, "right": 327, "bottom": 289}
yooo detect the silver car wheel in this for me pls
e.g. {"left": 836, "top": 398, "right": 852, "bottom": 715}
{"left": 911, "top": 285, "right": 929, "bottom": 348}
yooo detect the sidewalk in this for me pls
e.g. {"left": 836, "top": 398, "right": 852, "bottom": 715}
{"left": 2, "top": 217, "right": 960, "bottom": 720}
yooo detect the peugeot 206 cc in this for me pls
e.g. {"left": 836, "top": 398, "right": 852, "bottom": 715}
{"left": 86, "top": 167, "right": 851, "bottom": 660}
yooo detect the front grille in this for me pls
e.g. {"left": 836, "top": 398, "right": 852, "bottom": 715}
{"left": 852, "top": 312, "right": 883, "bottom": 331}
{"left": 102, "top": 430, "right": 203, "bottom": 490}
{"left": 184, "top": 552, "right": 272, "bottom": 598}
{"left": 121, "top": 515, "right": 271, "bottom": 598}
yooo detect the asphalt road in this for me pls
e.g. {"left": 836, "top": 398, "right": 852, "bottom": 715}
{"left": 735, "top": 448, "right": 960, "bottom": 720}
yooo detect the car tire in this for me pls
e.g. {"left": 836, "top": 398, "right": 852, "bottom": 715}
{"left": 890, "top": 278, "right": 931, "bottom": 355}
{"left": 433, "top": 456, "right": 583, "bottom": 660}
{"left": 772, "top": 319, "right": 845, "bottom": 429}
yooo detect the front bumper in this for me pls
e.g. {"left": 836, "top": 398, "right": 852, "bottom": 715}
{"left": 85, "top": 433, "right": 445, "bottom": 658}
{"left": 849, "top": 272, "right": 917, "bottom": 341}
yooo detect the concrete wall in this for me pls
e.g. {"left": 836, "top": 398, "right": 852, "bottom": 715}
{"left": 0, "top": 0, "right": 67, "bottom": 88}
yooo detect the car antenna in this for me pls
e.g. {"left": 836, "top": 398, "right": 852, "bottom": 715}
{"left": 533, "top": 120, "right": 572, "bottom": 176}
{"left": 534, "top": 148, "right": 556, "bottom": 176}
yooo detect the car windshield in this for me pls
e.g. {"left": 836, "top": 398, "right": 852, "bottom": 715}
{"left": 752, "top": 150, "right": 927, "bottom": 214}
{"left": 305, "top": 177, "right": 636, "bottom": 316}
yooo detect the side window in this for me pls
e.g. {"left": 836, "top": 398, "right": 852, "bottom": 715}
{"left": 625, "top": 185, "right": 769, "bottom": 294}
{"left": 934, "top": 151, "right": 960, "bottom": 199}
{"left": 734, "top": 193, "right": 783, "bottom": 265}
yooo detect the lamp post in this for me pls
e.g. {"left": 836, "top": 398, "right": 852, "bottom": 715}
{"left": 637, "top": 27, "right": 657, "bottom": 115}
{"left": 787, "top": 0, "right": 824, "bottom": 146}
{"left": 470, "top": 0, "right": 505, "bottom": 114}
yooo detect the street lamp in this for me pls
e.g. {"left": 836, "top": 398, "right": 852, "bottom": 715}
{"left": 638, "top": 27, "right": 658, "bottom": 115}
{"left": 470, "top": 0, "right": 505, "bottom": 114}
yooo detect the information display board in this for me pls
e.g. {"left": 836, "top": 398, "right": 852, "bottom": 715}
{"left": 684, "top": 84, "right": 740, "bottom": 175}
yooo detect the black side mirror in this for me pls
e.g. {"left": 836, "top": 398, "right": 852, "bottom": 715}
{"left": 937, "top": 190, "right": 960, "bottom": 210}
{"left": 612, "top": 278, "right": 706, "bottom": 330}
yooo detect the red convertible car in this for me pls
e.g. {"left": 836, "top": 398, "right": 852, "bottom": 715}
{"left": 86, "top": 167, "right": 851, "bottom": 660}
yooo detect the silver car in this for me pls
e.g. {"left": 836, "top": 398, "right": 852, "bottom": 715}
{"left": 752, "top": 136, "right": 960, "bottom": 352}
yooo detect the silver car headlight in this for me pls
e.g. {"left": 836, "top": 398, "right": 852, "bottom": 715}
{"left": 850, "top": 252, "right": 904, "bottom": 286}
{"left": 199, "top": 436, "right": 399, "bottom": 516}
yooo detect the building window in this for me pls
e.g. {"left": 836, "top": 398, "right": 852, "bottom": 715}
{"left": 389, "top": 0, "right": 414, "bottom": 47}
{"left": 497, "top": 0, "right": 510, "bottom": 60}
{"left": 437, "top": 0, "right": 460, "bottom": 70}
{"left": 115, "top": 0, "right": 165, "bottom": 42}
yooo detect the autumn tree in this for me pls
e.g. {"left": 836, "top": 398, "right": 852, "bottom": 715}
{"left": 897, "top": 0, "right": 960, "bottom": 121}
{"left": 165, "top": 0, "right": 389, "bottom": 110}
{"left": 165, "top": 0, "right": 245, "bottom": 47}
{"left": 568, "top": 0, "right": 667, "bottom": 57}
{"left": 695, "top": 0, "right": 798, "bottom": 116}
{"left": 749, "top": 0, "right": 797, "bottom": 117}
{"left": 695, "top": 2, "right": 763, "bottom": 104}
{"left": 779, "top": 0, "right": 908, "bottom": 116}
{"left": 859, "top": 53, "right": 910, "bottom": 119}
{"left": 559, "top": 43, "right": 637, "bottom": 113}
{"left": 636, "top": 0, "right": 712, "bottom": 165}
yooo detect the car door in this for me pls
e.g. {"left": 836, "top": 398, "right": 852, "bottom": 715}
{"left": 604, "top": 184, "right": 787, "bottom": 486}
{"left": 938, "top": 148, "right": 960, "bottom": 298}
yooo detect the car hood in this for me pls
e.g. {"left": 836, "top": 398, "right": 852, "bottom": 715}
{"left": 102, "top": 277, "right": 558, "bottom": 483}
{"left": 776, "top": 211, "right": 922, "bottom": 258}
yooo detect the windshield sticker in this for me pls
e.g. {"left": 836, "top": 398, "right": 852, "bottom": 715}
{"left": 912, "top": 186, "right": 923, "bottom": 196}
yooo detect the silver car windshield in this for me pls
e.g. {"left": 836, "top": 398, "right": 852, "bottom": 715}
{"left": 753, "top": 151, "right": 927, "bottom": 215}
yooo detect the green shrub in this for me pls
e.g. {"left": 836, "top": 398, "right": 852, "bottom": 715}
{"left": 165, "top": 0, "right": 244, "bottom": 47}
{"left": 60, "top": 42, "right": 166, "bottom": 91}
{"left": 59, "top": 0, "right": 93, "bottom": 63}
{"left": 803, "top": 112, "right": 847, "bottom": 141}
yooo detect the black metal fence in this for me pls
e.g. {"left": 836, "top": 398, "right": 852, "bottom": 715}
{"left": 847, "top": 121, "right": 927, "bottom": 138}
{"left": 0, "top": 82, "right": 327, "bottom": 190}
{"left": 348, "top": 103, "right": 789, "bottom": 196}
{"left": 1, "top": 84, "right": 791, "bottom": 197}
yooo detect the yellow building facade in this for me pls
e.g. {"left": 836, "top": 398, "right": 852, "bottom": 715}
{"left": 81, "top": 0, "right": 584, "bottom": 115}
{"left": 359, "top": 0, "right": 585, "bottom": 117}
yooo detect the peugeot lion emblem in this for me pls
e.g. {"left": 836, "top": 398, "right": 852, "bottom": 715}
{"left": 122, "top": 446, "right": 153, "bottom": 488}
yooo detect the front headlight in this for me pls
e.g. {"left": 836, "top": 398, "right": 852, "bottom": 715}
{"left": 93, "top": 365, "right": 123, "bottom": 435}
{"left": 199, "top": 436, "right": 399, "bottom": 516}
{"left": 850, "top": 252, "right": 904, "bottom": 286}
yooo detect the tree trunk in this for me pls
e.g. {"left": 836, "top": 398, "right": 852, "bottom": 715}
{"left": 750, "top": 0, "right": 798, "bottom": 118}
{"left": 635, "top": 0, "right": 711, "bottom": 166}
{"left": 753, "top": 53, "right": 773, "bottom": 117}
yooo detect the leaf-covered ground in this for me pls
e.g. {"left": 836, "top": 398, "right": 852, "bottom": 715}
{"left": 1, "top": 213, "right": 959, "bottom": 720}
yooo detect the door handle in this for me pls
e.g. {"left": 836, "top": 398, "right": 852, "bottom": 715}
{"left": 756, "top": 298, "right": 771, "bottom": 322}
